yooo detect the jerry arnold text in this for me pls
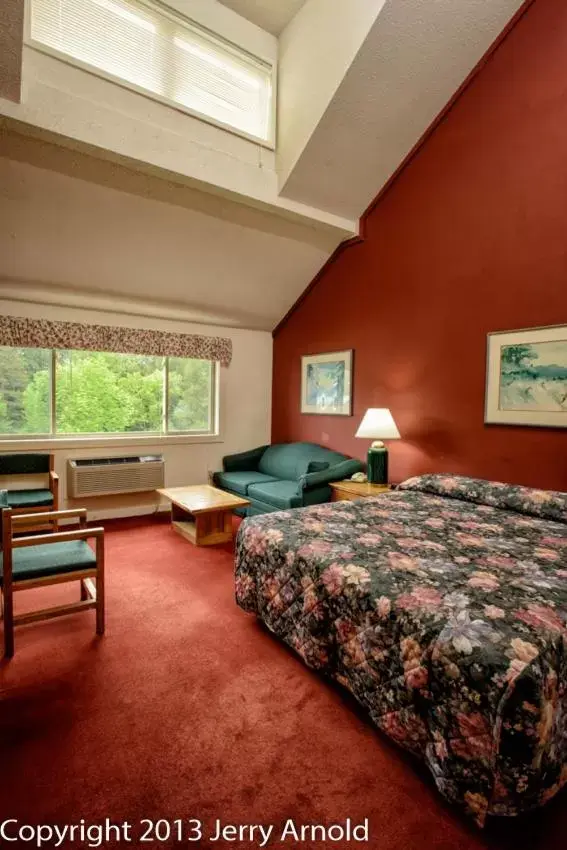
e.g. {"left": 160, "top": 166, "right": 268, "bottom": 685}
{"left": 0, "top": 818, "right": 370, "bottom": 847}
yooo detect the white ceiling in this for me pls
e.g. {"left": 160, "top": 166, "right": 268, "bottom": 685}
{"left": 0, "top": 0, "right": 529, "bottom": 331}
{"left": 0, "top": 134, "right": 339, "bottom": 330}
{"left": 279, "top": 0, "right": 526, "bottom": 220}
{"left": 217, "top": 0, "right": 307, "bottom": 35}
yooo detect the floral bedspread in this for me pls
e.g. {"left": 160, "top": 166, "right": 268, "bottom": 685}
{"left": 235, "top": 474, "right": 567, "bottom": 824}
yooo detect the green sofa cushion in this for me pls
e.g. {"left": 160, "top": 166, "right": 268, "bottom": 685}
{"left": 214, "top": 471, "right": 279, "bottom": 497}
{"left": 248, "top": 480, "right": 302, "bottom": 509}
{"left": 246, "top": 483, "right": 331, "bottom": 513}
{"left": 258, "top": 442, "right": 351, "bottom": 481}
{"left": 222, "top": 445, "right": 268, "bottom": 473}
{"left": 6, "top": 489, "right": 54, "bottom": 508}
{"left": 0, "top": 540, "right": 96, "bottom": 584}
{"left": 246, "top": 497, "right": 288, "bottom": 514}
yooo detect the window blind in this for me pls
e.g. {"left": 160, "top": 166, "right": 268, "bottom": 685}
{"left": 30, "top": 0, "right": 274, "bottom": 143}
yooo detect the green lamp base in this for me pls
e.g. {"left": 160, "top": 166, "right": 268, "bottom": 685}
{"left": 367, "top": 446, "right": 388, "bottom": 484}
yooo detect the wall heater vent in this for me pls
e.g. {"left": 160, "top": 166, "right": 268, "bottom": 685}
{"left": 67, "top": 455, "right": 165, "bottom": 498}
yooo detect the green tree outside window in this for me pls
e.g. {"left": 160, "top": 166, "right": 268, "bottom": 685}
{"left": 0, "top": 347, "right": 214, "bottom": 436}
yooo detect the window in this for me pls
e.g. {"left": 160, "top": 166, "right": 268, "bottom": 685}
{"left": 0, "top": 347, "right": 52, "bottom": 435}
{"left": 28, "top": 0, "right": 275, "bottom": 145}
{"left": 0, "top": 347, "right": 217, "bottom": 438}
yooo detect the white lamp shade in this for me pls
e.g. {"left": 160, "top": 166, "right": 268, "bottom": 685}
{"left": 355, "top": 408, "right": 400, "bottom": 440}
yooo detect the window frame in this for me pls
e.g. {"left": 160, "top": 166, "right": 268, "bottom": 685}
{"left": 24, "top": 0, "right": 277, "bottom": 150}
{"left": 0, "top": 348, "right": 220, "bottom": 441}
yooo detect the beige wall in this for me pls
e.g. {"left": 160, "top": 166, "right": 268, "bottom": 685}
{"left": 0, "top": 299, "right": 272, "bottom": 520}
{"left": 0, "top": 0, "right": 23, "bottom": 103}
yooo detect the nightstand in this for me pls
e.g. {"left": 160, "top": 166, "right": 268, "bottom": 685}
{"left": 329, "top": 480, "right": 393, "bottom": 502}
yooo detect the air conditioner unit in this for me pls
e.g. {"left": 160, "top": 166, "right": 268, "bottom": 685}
{"left": 67, "top": 455, "right": 165, "bottom": 499}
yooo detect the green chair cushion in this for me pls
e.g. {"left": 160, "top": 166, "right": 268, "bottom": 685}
{"left": 0, "top": 540, "right": 96, "bottom": 584}
{"left": 0, "top": 453, "right": 51, "bottom": 475}
{"left": 6, "top": 489, "right": 54, "bottom": 508}
{"left": 214, "top": 471, "right": 278, "bottom": 497}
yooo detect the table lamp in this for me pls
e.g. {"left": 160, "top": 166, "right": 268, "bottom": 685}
{"left": 355, "top": 408, "right": 400, "bottom": 484}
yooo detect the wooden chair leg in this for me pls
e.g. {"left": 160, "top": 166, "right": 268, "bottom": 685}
{"left": 95, "top": 536, "right": 105, "bottom": 636}
{"left": 50, "top": 455, "right": 59, "bottom": 530}
{"left": 80, "top": 580, "right": 88, "bottom": 601}
{"left": 3, "top": 587, "right": 14, "bottom": 658}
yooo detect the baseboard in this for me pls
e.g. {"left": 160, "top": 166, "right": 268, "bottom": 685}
{"left": 57, "top": 503, "right": 170, "bottom": 524}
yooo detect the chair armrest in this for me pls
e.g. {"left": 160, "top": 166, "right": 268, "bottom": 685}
{"left": 11, "top": 508, "right": 87, "bottom": 527}
{"left": 299, "top": 459, "right": 364, "bottom": 491}
{"left": 13, "top": 526, "right": 104, "bottom": 548}
{"left": 49, "top": 470, "right": 60, "bottom": 509}
{"left": 222, "top": 445, "right": 269, "bottom": 473}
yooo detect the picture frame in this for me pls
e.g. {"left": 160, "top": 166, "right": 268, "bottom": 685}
{"left": 485, "top": 324, "right": 567, "bottom": 428}
{"left": 301, "top": 350, "right": 353, "bottom": 416}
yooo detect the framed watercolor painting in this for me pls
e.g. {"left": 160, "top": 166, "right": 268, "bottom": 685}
{"left": 301, "top": 350, "right": 353, "bottom": 416}
{"left": 485, "top": 324, "right": 567, "bottom": 428}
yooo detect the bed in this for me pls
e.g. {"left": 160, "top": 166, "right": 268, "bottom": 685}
{"left": 235, "top": 474, "right": 567, "bottom": 825}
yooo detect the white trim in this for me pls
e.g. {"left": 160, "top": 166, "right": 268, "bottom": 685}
{"left": 0, "top": 434, "right": 223, "bottom": 451}
{"left": 55, "top": 504, "right": 171, "bottom": 523}
{"left": 25, "top": 0, "right": 276, "bottom": 149}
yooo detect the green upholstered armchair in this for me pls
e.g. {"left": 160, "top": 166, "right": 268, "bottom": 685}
{"left": 0, "top": 507, "right": 105, "bottom": 658}
{"left": 0, "top": 453, "right": 59, "bottom": 528}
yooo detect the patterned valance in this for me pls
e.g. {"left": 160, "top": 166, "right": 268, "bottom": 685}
{"left": 0, "top": 316, "right": 232, "bottom": 367}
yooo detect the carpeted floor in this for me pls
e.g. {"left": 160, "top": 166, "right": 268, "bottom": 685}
{"left": 1, "top": 517, "right": 565, "bottom": 849}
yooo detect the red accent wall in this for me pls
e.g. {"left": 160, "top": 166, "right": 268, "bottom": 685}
{"left": 272, "top": 0, "right": 567, "bottom": 491}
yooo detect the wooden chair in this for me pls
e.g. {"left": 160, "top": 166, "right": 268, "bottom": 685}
{"left": 1, "top": 508, "right": 105, "bottom": 658}
{"left": 0, "top": 453, "right": 59, "bottom": 531}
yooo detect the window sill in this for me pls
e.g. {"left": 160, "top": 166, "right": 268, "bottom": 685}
{"left": 0, "top": 434, "right": 223, "bottom": 452}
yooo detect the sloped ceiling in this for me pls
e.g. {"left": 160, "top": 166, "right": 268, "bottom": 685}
{"left": 0, "top": 0, "right": 530, "bottom": 330}
{"left": 279, "top": 0, "right": 526, "bottom": 221}
{"left": 0, "top": 132, "right": 339, "bottom": 330}
{"left": 217, "top": 0, "right": 307, "bottom": 35}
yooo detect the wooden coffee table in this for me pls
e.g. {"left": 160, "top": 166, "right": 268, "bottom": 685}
{"left": 157, "top": 485, "right": 249, "bottom": 546}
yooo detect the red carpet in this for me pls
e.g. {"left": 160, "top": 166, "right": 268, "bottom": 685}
{"left": 1, "top": 518, "right": 565, "bottom": 849}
